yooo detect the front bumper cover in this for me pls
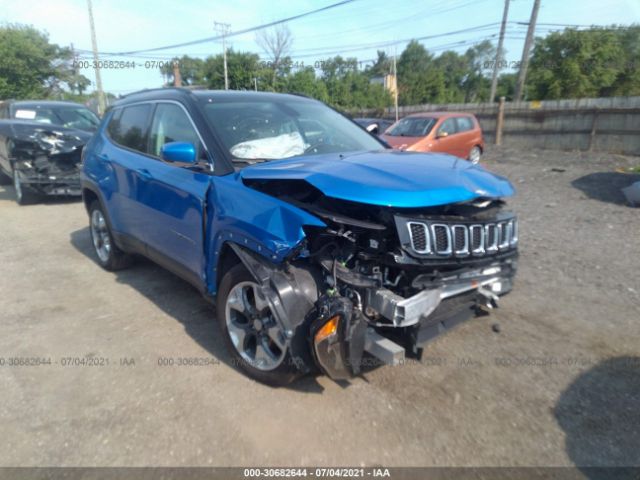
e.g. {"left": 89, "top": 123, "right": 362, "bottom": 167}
{"left": 15, "top": 166, "right": 81, "bottom": 196}
{"left": 311, "top": 258, "right": 517, "bottom": 380}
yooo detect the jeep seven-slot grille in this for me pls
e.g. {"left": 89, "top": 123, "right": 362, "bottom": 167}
{"left": 405, "top": 218, "right": 518, "bottom": 257}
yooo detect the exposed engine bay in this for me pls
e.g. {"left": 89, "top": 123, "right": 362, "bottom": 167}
{"left": 235, "top": 178, "right": 518, "bottom": 380}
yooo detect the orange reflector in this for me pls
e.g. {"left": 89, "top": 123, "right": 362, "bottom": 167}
{"left": 315, "top": 315, "right": 340, "bottom": 343}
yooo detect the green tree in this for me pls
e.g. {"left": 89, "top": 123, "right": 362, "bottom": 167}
{"left": 433, "top": 50, "right": 468, "bottom": 103}
{"left": 462, "top": 40, "right": 495, "bottom": 102}
{"left": 203, "top": 49, "right": 267, "bottom": 90}
{"left": 397, "top": 40, "right": 445, "bottom": 105}
{"left": 286, "top": 66, "right": 328, "bottom": 102}
{"left": 159, "top": 55, "right": 206, "bottom": 86}
{"left": 366, "top": 50, "right": 392, "bottom": 78}
{"left": 496, "top": 72, "right": 517, "bottom": 101}
{"left": 526, "top": 27, "right": 627, "bottom": 99}
{"left": 0, "top": 24, "right": 89, "bottom": 99}
{"left": 607, "top": 25, "right": 640, "bottom": 96}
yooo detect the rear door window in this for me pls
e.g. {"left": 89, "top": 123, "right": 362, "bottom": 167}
{"left": 455, "top": 116, "right": 474, "bottom": 132}
{"left": 108, "top": 104, "right": 152, "bottom": 153}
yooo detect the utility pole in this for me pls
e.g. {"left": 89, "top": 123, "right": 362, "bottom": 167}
{"left": 489, "top": 0, "right": 510, "bottom": 103}
{"left": 254, "top": 77, "right": 258, "bottom": 91}
{"left": 514, "top": 0, "right": 541, "bottom": 101}
{"left": 214, "top": 21, "right": 231, "bottom": 90}
{"left": 86, "top": 0, "right": 106, "bottom": 115}
{"left": 393, "top": 47, "right": 399, "bottom": 122}
{"left": 173, "top": 62, "right": 182, "bottom": 87}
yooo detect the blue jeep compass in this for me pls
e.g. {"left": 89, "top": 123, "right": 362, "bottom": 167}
{"left": 81, "top": 88, "right": 518, "bottom": 385}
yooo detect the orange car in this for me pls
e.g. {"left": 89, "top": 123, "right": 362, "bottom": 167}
{"left": 381, "top": 112, "right": 484, "bottom": 164}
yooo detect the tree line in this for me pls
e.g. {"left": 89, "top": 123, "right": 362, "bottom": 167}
{"left": 1, "top": 23, "right": 639, "bottom": 111}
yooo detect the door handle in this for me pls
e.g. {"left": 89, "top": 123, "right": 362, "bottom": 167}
{"left": 137, "top": 168, "right": 152, "bottom": 181}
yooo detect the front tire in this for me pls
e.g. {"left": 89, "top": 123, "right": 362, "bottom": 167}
{"left": 468, "top": 146, "right": 482, "bottom": 164}
{"left": 0, "top": 169, "right": 11, "bottom": 185}
{"left": 88, "top": 201, "right": 132, "bottom": 271}
{"left": 13, "top": 169, "right": 38, "bottom": 205}
{"left": 217, "top": 263, "right": 300, "bottom": 386}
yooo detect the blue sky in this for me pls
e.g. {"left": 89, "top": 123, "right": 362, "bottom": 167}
{"left": 1, "top": 0, "right": 639, "bottom": 95}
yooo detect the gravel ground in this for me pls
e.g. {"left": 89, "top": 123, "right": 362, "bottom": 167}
{"left": 0, "top": 146, "right": 639, "bottom": 468}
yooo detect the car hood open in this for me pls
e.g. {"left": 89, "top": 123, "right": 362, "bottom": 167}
{"left": 240, "top": 150, "right": 515, "bottom": 208}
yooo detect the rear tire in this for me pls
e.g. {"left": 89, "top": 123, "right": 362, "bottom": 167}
{"left": 88, "top": 201, "right": 132, "bottom": 271}
{"left": 468, "top": 146, "right": 482, "bottom": 164}
{"left": 217, "top": 263, "right": 301, "bottom": 386}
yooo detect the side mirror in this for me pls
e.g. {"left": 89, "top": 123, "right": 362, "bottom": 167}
{"left": 436, "top": 131, "right": 449, "bottom": 139}
{"left": 161, "top": 142, "right": 196, "bottom": 164}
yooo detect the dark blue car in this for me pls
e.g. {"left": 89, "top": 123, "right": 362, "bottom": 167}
{"left": 81, "top": 88, "right": 518, "bottom": 385}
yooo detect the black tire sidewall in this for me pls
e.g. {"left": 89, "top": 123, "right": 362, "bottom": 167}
{"left": 89, "top": 201, "right": 113, "bottom": 268}
{"left": 216, "top": 263, "right": 300, "bottom": 386}
{"left": 88, "top": 200, "right": 131, "bottom": 271}
{"left": 13, "top": 168, "right": 36, "bottom": 205}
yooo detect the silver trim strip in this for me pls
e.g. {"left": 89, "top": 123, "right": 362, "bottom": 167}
{"left": 431, "top": 224, "right": 452, "bottom": 255}
{"left": 470, "top": 224, "right": 485, "bottom": 255}
{"left": 407, "top": 222, "right": 430, "bottom": 254}
{"left": 452, "top": 224, "right": 469, "bottom": 256}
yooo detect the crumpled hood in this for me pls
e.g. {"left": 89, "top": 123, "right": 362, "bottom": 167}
{"left": 0, "top": 120, "right": 92, "bottom": 155}
{"left": 240, "top": 150, "right": 515, "bottom": 208}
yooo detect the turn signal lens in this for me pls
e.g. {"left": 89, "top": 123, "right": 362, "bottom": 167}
{"left": 315, "top": 315, "right": 340, "bottom": 343}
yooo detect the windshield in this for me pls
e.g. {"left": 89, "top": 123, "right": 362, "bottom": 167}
{"left": 386, "top": 117, "right": 436, "bottom": 137}
{"left": 202, "top": 98, "right": 384, "bottom": 161}
{"left": 13, "top": 105, "right": 100, "bottom": 132}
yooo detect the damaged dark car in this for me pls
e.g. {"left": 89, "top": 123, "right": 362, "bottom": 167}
{"left": 0, "top": 100, "right": 99, "bottom": 204}
{"left": 81, "top": 88, "right": 518, "bottom": 385}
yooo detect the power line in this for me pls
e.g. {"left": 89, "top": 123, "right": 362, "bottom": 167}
{"left": 288, "top": 0, "right": 488, "bottom": 44}
{"left": 97, "top": 0, "right": 358, "bottom": 56}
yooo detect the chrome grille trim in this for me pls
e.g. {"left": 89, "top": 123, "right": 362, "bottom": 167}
{"left": 401, "top": 217, "right": 518, "bottom": 258}
{"left": 484, "top": 224, "right": 499, "bottom": 253}
{"left": 498, "top": 221, "right": 511, "bottom": 250}
{"left": 430, "top": 224, "right": 452, "bottom": 255}
{"left": 452, "top": 225, "right": 469, "bottom": 256}
{"left": 407, "top": 222, "right": 430, "bottom": 254}
{"left": 469, "top": 224, "right": 485, "bottom": 254}
{"left": 510, "top": 219, "right": 518, "bottom": 246}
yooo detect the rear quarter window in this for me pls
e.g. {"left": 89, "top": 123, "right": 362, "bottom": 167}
{"left": 107, "top": 104, "right": 152, "bottom": 153}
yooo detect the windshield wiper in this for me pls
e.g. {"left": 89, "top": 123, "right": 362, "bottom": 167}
{"left": 232, "top": 157, "right": 268, "bottom": 165}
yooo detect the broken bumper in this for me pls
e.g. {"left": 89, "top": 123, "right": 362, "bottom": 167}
{"left": 312, "top": 259, "right": 516, "bottom": 379}
{"left": 15, "top": 168, "right": 81, "bottom": 196}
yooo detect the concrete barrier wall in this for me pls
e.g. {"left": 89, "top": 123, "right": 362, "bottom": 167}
{"left": 357, "top": 96, "right": 640, "bottom": 156}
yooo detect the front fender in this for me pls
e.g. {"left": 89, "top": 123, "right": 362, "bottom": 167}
{"left": 205, "top": 174, "right": 326, "bottom": 295}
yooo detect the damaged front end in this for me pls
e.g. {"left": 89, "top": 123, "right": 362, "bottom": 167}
{"left": 3, "top": 121, "right": 90, "bottom": 196}
{"left": 238, "top": 175, "right": 518, "bottom": 381}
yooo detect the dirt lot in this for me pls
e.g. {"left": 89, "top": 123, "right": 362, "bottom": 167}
{"left": 0, "top": 146, "right": 639, "bottom": 468}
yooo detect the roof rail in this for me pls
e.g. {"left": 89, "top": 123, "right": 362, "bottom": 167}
{"left": 120, "top": 86, "right": 194, "bottom": 99}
